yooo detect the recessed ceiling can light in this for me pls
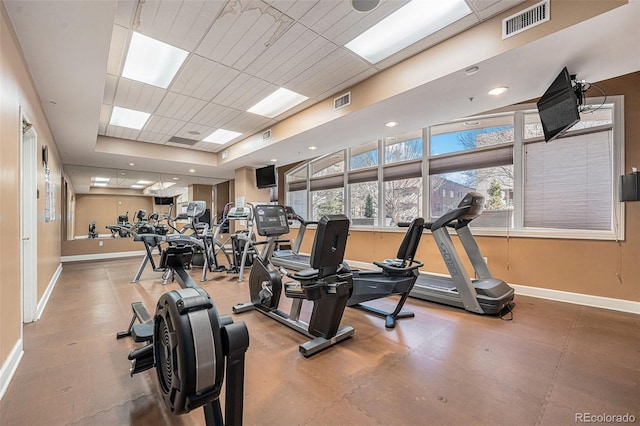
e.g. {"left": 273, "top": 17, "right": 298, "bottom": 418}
{"left": 128, "top": 162, "right": 135, "bottom": 166}
{"left": 308, "top": 146, "right": 317, "bottom": 150}
{"left": 270, "top": 158, "right": 277, "bottom": 162}
{"left": 247, "top": 88, "right": 308, "bottom": 118}
{"left": 488, "top": 86, "right": 509, "bottom": 96}
{"left": 465, "top": 66, "right": 479, "bottom": 75}
{"left": 172, "top": 177, "right": 179, "bottom": 180}
{"left": 351, "top": 0, "right": 380, "bottom": 12}
{"left": 122, "top": 32, "right": 188, "bottom": 89}
{"left": 345, "top": 0, "right": 472, "bottom": 63}
{"left": 189, "top": 169, "right": 196, "bottom": 173}
{"left": 385, "top": 121, "right": 399, "bottom": 127}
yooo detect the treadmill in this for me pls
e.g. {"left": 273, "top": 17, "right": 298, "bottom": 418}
{"left": 409, "top": 192, "right": 515, "bottom": 315}
{"left": 270, "top": 206, "right": 316, "bottom": 271}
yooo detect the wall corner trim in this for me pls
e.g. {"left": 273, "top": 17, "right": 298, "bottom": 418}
{"left": 36, "top": 263, "right": 63, "bottom": 321}
{"left": 0, "top": 339, "right": 24, "bottom": 401}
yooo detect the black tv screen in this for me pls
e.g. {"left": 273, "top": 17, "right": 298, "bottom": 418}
{"left": 536, "top": 67, "right": 580, "bottom": 142}
{"left": 256, "top": 165, "right": 277, "bottom": 189}
{"left": 154, "top": 196, "right": 173, "bottom": 205}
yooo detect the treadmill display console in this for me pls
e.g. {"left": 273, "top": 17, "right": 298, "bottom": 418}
{"left": 254, "top": 205, "right": 289, "bottom": 237}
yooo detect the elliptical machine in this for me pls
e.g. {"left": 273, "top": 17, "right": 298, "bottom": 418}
{"left": 119, "top": 201, "right": 250, "bottom": 426}
{"left": 233, "top": 204, "right": 354, "bottom": 357}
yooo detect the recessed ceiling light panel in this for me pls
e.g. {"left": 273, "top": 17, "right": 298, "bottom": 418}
{"left": 110, "top": 106, "right": 150, "bottom": 130}
{"left": 122, "top": 32, "right": 188, "bottom": 88}
{"left": 203, "top": 129, "right": 242, "bottom": 144}
{"left": 345, "top": 0, "right": 472, "bottom": 63}
{"left": 247, "top": 88, "right": 308, "bottom": 118}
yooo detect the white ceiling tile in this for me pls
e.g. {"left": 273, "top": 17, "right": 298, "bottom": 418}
{"left": 114, "top": 78, "right": 166, "bottom": 112}
{"left": 267, "top": 0, "right": 320, "bottom": 20}
{"left": 222, "top": 112, "right": 274, "bottom": 134}
{"left": 308, "top": 1, "right": 355, "bottom": 34}
{"left": 467, "top": 0, "right": 503, "bottom": 13}
{"left": 137, "top": 131, "right": 170, "bottom": 144}
{"left": 115, "top": 0, "right": 137, "bottom": 27}
{"left": 172, "top": 56, "right": 242, "bottom": 102}
{"left": 212, "top": 73, "right": 277, "bottom": 111}
{"left": 228, "top": 5, "right": 294, "bottom": 71}
{"left": 106, "top": 125, "right": 142, "bottom": 140}
{"left": 100, "top": 104, "right": 112, "bottom": 126}
{"left": 135, "top": 0, "right": 177, "bottom": 39}
{"left": 144, "top": 116, "right": 187, "bottom": 135}
{"left": 268, "top": 38, "right": 338, "bottom": 86}
{"left": 298, "top": 0, "right": 341, "bottom": 28}
{"left": 155, "top": 92, "right": 207, "bottom": 122}
{"left": 243, "top": 23, "right": 310, "bottom": 78}
{"left": 195, "top": 1, "right": 251, "bottom": 64}
{"left": 191, "top": 103, "right": 243, "bottom": 128}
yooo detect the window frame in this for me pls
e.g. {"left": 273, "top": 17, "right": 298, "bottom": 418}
{"left": 283, "top": 96, "right": 624, "bottom": 240}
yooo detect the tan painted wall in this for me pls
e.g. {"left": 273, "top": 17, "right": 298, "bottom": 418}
{"left": 293, "top": 73, "right": 640, "bottom": 303}
{"left": 1, "top": 2, "right": 63, "bottom": 366}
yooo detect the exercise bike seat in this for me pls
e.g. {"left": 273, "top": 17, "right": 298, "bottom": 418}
{"left": 292, "top": 268, "right": 318, "bottom": 281}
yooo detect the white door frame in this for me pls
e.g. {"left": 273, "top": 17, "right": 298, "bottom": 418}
{"left": 20, "top": 109, "right": 38, "bottom": 324}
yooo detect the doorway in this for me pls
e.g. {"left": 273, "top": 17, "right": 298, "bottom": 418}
{"left": 20, "top": 110, "right": 38, "bottom": 323}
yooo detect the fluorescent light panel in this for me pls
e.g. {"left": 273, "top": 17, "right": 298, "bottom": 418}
{"left": 136, "top": 180, "right": 153, "bottom": 184}
{"left": 345, "top": 0, "right": 472, "bottom": 63}
{"left": 130, "top": 185, "right": 145, "bottom": 189}
{"left": 93, "top": 177, "right": 110, "bottom": 182}
{"left": 203, "top": 129, "right": 242, "bottom": 144}
{"left": 247, "top": 88, "right": 308, "bottom": 118}
{"left": 110, "top": 106, "right": 150, "bottom": 130}
{"left": 122, "top": 32, "right": 188, "bottom": 88}
{"left": 92, "top": 183, "right": 108, "bottom": 187}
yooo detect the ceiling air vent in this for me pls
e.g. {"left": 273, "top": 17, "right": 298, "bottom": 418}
{"left": 334, "top": 92, "right": 351, "bottom": 111}
{"left": 502, "top": 0, "right": 549, "bottom": 39}
{"left": 168, "top": 136, "right": 199, "bottom": 146}
{"left": 263, "top": 129, "right": 271, "bottom": 141}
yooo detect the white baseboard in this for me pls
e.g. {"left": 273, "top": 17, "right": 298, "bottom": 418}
{"left": 345, "top": 259, "right": 639, "bottom": 315}
{"left": 61, "top": 250, "right": 146, "bottom": 263}
{"left": 37, "top": 263, "right": 62, "bottom": 321}
{"left": 510, "top": 284, "right": 640, "bottom": 315}
{"left": 0, "top": 339, "right": 23, "bottom": 401}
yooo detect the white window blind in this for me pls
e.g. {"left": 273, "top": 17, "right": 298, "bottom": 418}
{"left": 524, "top": 131, "right": 612, "bottom": 230}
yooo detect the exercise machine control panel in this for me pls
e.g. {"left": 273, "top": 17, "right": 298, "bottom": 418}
{"left": 254, "top": 205, "right": 289, "bottom": 237}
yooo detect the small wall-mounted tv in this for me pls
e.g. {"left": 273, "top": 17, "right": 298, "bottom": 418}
{"left": 536, "top": 67, "right": 581, "bottom": 142}
{"left": 256, "top": 164, "right": 277, "bottom": 189}
{"left": 154, "top": 196, "right": 173, "bottom": 205}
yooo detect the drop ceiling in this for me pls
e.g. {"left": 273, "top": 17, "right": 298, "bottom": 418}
{"left": 4, "top": 0, "right": 640, "bottom": 193}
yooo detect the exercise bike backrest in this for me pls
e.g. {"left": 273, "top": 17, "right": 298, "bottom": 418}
{"left": 309, "top": 215, "right": 350, "bottom": 279}
{"left": 430, "top": 192, "right": 484, "bottom": 231}
{"left": 393, "top": 217, "right": 425, "bottom": 267}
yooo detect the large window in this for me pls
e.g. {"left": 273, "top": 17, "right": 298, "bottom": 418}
{"left": 428, "top": 115, "right": 514, "bottom": 226}
{"left": 284, "top": 97, "right": 623, "bottom": 240}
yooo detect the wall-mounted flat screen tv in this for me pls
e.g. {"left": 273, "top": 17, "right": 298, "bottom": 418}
{"left": 256, "top": 164, "right": 277, "bottom": 189}
{"left": 536, "top": 67, "right": 581, "bottom": 142}
{"left": 154, "top": 196, "right": 173, "bottom": 205}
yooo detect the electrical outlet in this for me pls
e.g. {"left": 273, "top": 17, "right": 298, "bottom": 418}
{"left": 99, "top": 241, "right": 104, "bottom": 247}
